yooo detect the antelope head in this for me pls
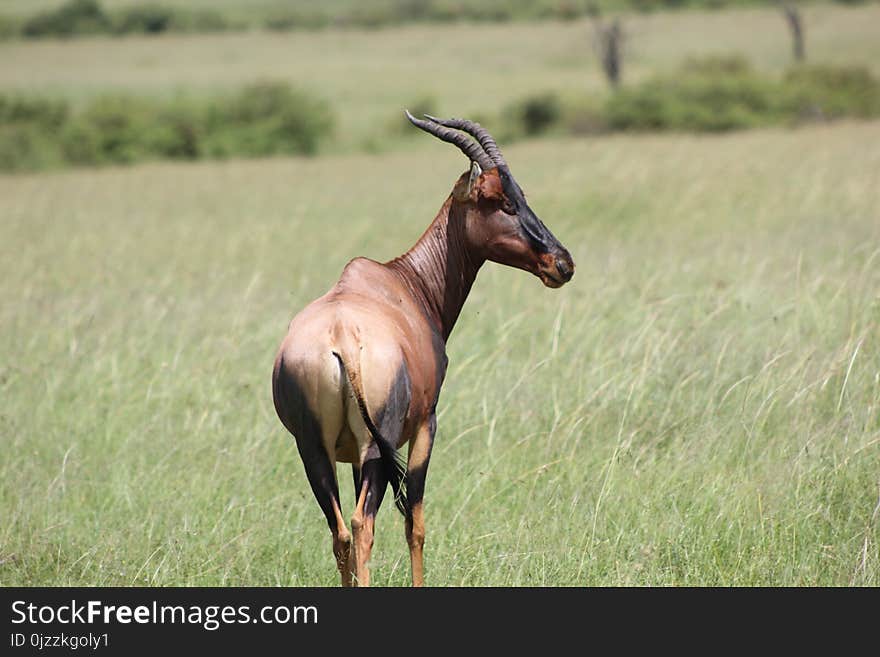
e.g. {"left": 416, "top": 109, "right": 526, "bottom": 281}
{"left": 406, "top": 111, "right": 574, "bottom": 288}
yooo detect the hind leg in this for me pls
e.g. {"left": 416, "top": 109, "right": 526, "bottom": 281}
{"left": 350, "top": 445, "right": 389, "bottom": 587}
{"left": 273, "top": 352, "right": 351, "bottom": 585}
{"left": 293, "top": 433, "right": 354, "bottom": 587}
{"left": 406, "top": 415, "right": 436, "bottom": 587}
{"left": 341, "top": 357, "right": 410, "bottom": 586}
{"left": 331, "top": 510, "right": 353, "bottom": 586}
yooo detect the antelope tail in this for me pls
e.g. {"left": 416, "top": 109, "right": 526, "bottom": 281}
{"left": 332, "top": 350, "right": 409, "bottom": 517}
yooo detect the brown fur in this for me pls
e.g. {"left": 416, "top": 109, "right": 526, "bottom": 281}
{"left": 272, "top": 166, "right": 573, "bottom": 586}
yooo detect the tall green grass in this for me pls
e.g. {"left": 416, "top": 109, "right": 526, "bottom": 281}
{"left": 1, "top": 122, "right": 877, "bottom": 585}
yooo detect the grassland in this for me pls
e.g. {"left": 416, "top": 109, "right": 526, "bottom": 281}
{"left": 1, "top": 4, "right": 878, "bottom": 151}
{"left": 1, "top": 2, "right": 879, "bottom": 586}
{"left": 1, "top": 119, "right": 878, "bottom": 586}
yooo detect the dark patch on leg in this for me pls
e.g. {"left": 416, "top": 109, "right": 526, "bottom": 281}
{"left": 404, "top": 414, "right": 436, "bottom": 584}
{"left": 368, "top": 362, "right": 412, "bottom": 516}
{"left": 272, "top": 356, "right": 340, "bottom": 532}
{"left": 350, "top": 445, "right": 389, "bottom": 587}
{"left": 406, "top": 464, "right": 429, "bottom": 510}
{"left": 373, "top": 361, "right": 412, "bottom": 445}
{"left": 351, "top": 465, "right": 361, "bottom": 500}
{"left": 359, "top": 456, "right": 389, "bottom": 519}
{"left": 406, "top": 413, "right": 436, "bottom": 512}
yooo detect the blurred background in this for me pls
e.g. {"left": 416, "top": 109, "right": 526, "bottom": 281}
{"left": 0, "top": 0, "right": 878, "bottom": 167}
{"left": 1, "top": 1, "right": 878, "bottom": 586}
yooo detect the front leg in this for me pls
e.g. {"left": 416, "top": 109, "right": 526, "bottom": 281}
{"left": 406, "top": 414, "right": 435, "bottom": 587}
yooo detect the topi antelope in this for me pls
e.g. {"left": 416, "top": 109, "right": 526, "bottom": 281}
{"left": 272, "top": 111, "right": 574, "bottom": 586}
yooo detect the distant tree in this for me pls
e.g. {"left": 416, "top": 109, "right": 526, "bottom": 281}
{"left": 588, "top": 5, "right": 624, "bottom": 89}
{"left": 781, "top": 2, "right": 805, "bottom": 63}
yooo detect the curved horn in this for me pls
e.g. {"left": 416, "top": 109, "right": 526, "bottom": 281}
{"left": 424, "top": 114, "right": 507, "bottom": 169}
{"left": 405, "top": 110, "right": 494, "bottom": 171}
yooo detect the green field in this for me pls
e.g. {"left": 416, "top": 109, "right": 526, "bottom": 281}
{"left": 1, "top": 3, "right": 879, "bottom": 586}
{"left": 2, "top": 121, "right": 878, "bottom": 585}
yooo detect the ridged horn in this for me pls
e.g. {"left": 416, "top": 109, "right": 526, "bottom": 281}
{"left": 405, "top": 110, "right": 494, "bottom": 171}
{"left": 424, "top": 114, "right": 507, "bottom": 169}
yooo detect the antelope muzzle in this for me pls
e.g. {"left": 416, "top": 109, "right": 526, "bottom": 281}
{"left": 538, "top": 247, "right": 575, "bottom": 288}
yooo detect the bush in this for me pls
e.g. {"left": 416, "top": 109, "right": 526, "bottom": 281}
{"left": 151, "top": 104, "right": 202, "bottom": 159}
{"left": 18, "top": 1, "right": 235, "bottom": 38}
{"left": 395, "top": 0, "right": 434, "bottom": 21}
{"left": 8, "top": 0, "right": 695, "bottom": 40}
{"left": 264, "top": 9, "right": 330, "bottom": 31}
{"left": 609, "top": 76, "right": 780, "bottom": 131}
{"left": 12, "top": 0, "right": 831, "bottom": 39}
{"left": 0, "top": 83, "right": 333, "bottom": 172}
{"left": 343, "top": 6, "right": 400, "bottom": 29}
{"left": 61, "top": 98, "right": 203, "bottom": 163}
{"left": 465, "top": 4, "right": 514, "bottom": 22}
{"left": 505, "top": 93, "right": 564, "bottom": 138}
{"left": 203, "top": 82, "right": 334, "bottom": 157}
{"left": 167, "top": 9, "right": 234, "bottom": 33}
{"left": 629, "top": 0, "right": 704, "bottom": 12}
{"left": 22, "top": 0, "right": 109, "bottom": 38}
{"left": 59, "top": 121, "right": 105, "bottom": 165}
{"left": 554, "top": 2, "right": 590, "bottom": 21}
{"left": 605, "top": 57, "right": 783, "bottom": 132}
{"left": 603, "top": 59, "right": 880, "bottom": 133}
{"left": 0, "top": 95, "right": 70, "bottom": 170}
{"left": 113, "top": 5, "right": 174, "bottom": 35}
{"left": 0, "top": 95, "right": 69, "bottom": 130}
{"left": 0, "top": 125, "right": 62, "bottom": 171}
{"left": 781, "top": 65, "right": 880, "bottom": 120}
{"left": 415, "top": 2, "right": 463, "bottom": 23}
{"left": 65, "top": 95, "right": 157, "bottom": 164}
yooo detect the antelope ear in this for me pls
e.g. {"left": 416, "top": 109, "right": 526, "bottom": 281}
{"left": 467, "top": 161, "right": 482, "bottom": 194}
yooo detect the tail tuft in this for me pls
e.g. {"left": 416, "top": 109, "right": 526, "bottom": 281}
{"left": 375, "top": 438, "right": 409, "bottom": 517}
{"left": 332, "top": 351, "right": 410, "bottom": 518}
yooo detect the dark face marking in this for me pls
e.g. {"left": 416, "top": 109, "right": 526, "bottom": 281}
{"left": 481, "top": 167, "right": 575, "bottom": 288}
{"left": 498, "top": 167, "right": 559, "bottom": 255}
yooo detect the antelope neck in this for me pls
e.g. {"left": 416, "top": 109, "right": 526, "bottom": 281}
{"left": 387, "top": 196, "right": 483, "bottom": 341}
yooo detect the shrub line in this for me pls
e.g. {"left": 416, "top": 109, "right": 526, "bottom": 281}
{"left": 0, "top": 82, "right": 334, "bottom": 172}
